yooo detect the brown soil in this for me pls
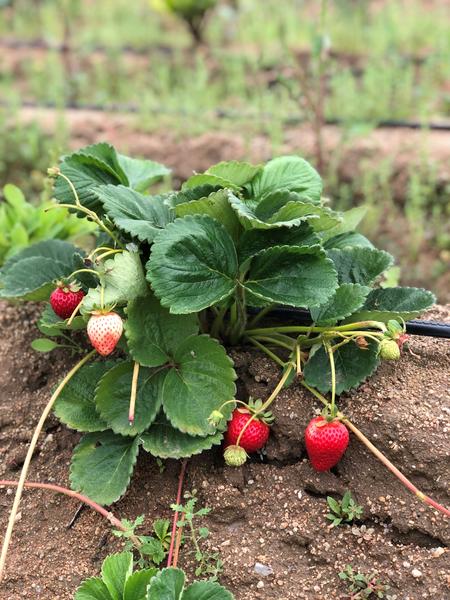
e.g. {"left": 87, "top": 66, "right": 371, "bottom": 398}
{"left": 0, "top": 301, "right": 449, "bottom": 599}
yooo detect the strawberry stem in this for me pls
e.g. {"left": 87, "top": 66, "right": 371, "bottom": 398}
{"left": 167, "top": 459, "right": 188, "bottom": 568}
{"left": 95, "top": 249, "right": 123, "bottom": 262}
{"left": 129, "top": 361, "right": 140, "bottom": 426}
{"left": 67, "top": 297, "right": 84, "bottom": 326}
{"left": 324, "top": 340, "right": 336, "bottom": 417}
{"left": 0, "top": 349, "right": 96, "bottom": 582}
{"left": 235, "top": 361, "right": 295, "bottom": 447}
{"left": 250, "top": 334, "right": 296, "bottom": 351}
{"left": 246, "top": 337, "right": 285, "bottom": 367}
{"left": 51, "top": 171, "right": 122, "bottom": 247}
{"left": 0, "top": 480, "right": 141, "bottom": 549}
{"left": 300, "top": 381, "right": 450, "bottom": 518}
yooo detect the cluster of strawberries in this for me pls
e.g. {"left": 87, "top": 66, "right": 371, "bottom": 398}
{"left": 224, "top": 405, "right": 349, "bottom": 472}
{"left": 50, "top": 284, "right": 384, "bottom": 473}
{"left": 50, "top": 284, "right": 122, "bottom": 356}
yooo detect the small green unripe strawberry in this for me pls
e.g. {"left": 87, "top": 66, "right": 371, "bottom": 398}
{"left": 224, "top": 445, "right": 247, "bottom": 467}
{"left": 379, "top": 338, "right": 401, "bottom": 360}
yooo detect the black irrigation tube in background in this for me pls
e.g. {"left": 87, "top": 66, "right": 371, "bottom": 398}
{"left": 0, "top": 37, "right": 435, "bottom": 64}
{"left": 249, "top": 307, "right": 450, "bottom": 339}
{"left": 6, "top": 99, "right": 450, "bottom": 132}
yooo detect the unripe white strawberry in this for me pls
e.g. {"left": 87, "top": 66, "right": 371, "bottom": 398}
{"left": 87, "top": 311, "right": 123, "bottom": 356}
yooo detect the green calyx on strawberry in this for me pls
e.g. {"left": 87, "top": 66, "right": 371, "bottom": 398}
{"left": 305, "top": 415, "right": 349, "bottom": 472}
{"left": 224, "top": 397, "right": 273, "bottom": 455}
{"left": 224, "top": 445, "right": 248, "bottom": 467}
{"left": 50, "top": 280, "right": 85, "bottom": 320}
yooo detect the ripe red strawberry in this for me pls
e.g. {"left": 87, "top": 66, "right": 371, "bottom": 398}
{"left": 50, "top": 283, "right": 85, "bottom": 319}
{"left": 305, "top": 416, "right": 349, "bottom": 472}
{"left": 87, "top": 311, "right": 123, "bottom": 356}
{"left": 225, "top": 403, "right": 271, "bottom": 453}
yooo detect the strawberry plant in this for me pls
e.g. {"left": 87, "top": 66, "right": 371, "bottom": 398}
{"left": 74, "top": 551, "right": 234, "bottom": 600}
{"left": 1, "top": 141, "right": 448, "bottom": 584}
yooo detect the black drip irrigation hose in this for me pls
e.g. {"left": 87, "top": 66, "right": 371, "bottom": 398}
{"left": 5, "top": 99, "right": 450, "bottom": 132}
{"left": 248, "top": 307, "right": 450, "bottom": 339}
{"left": 0, "top": 37, "right": 435, "bottom": 65}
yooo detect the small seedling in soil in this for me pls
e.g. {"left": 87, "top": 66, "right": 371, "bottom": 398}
{"left": 172, "top": 490, "right": 223, "bottom": 581}
{"left": 113, "top": 515, "right": 172, "bottom": 568}
{"left": 326, "top": 491, "right": 363, "bottom": 527}
{"left": 339, "top": 564, "right": 393, "bottom": 599}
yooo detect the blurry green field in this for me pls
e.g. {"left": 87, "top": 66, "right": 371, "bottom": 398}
{"left": 0, "top": 0, "right": 449, "bottom": 299}
{"left": 0, "top": 0, "right": 449, "bottom": 121}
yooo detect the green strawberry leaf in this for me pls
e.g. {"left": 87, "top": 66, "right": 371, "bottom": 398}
{"left": 165, "top": 185, "right": 222, "bottom": 208}
{"left": 250, "top": 155, "right": 322, "bottom": 202}
{"left": 83, "top": 250, "right": 148, "bottom": 312}
{"left": 323, "top": 232, "right": 374, "bottom": 250}
{"left": 310, "top": 283, "right": 371, "bottom": 326}
{"left": 304, "top": 340, "right": 380, "bottom": 394}
{"left": 0, "top": 239, "right": 81, "bottom": 301}
{"left": 206, "top": 160, "right": 262, "bottom": 187}
{"left": 101, "top": 552, "right": 133, "bottom": 600}
{"left": 238, "top": 223, "right": 320, "bottom": 265}
{"left": 0, "top": 257, "right": 73, "bottom": 301}
{"left": 228, "top": 190, "right": 337, "bottom": 231}
{"left": 0, "top": 239, "right": 80, "bottom": 275}
{"left": 93, "top": 185, "right": 173, "bottom": 243}
{"left": 116, "top": 154, "right": 170, "bottom": 192}
{"left": 146, "top": 568, "right": 234, "bottom": 600}
{"left": 321, "top": 206, "right": 367, "bottom": 242}
{"left": 123, "top": 569, "right": 158, "bottom": 600}
{"left": 243, "top": 245, "right": 338, "bottom": 308}
{"left": 39, "top": 303, "right": 86, "bottom": 332}
{"left": 267, "top": 199, "right": 341, "bottom": 232}
{"left": 125, "top": 294, "right": 198, "bottom": 368}
{"left": 141, "top": 415, "right": 224, "bottom": 459}
{"left": 54, "top": 361, "right": 112, "bottom": 432}
{"left": 327, "top": 247, "right": 394, "bottom": 285}
{"left": 347, "top": 286, "right": 436, "bottom": 322}
{"left": 70, "top": 431, "right": 140, "bottom": 505}
{"left": 146, "top": 568, "right": 185, "bottom": 600}
{"left": 31, "top": 338, "right": 61, "bottom": 352}
{"left": 54, "top": 143, "right": 124, "bottom": 213}
{"left": 147, "top": 215, "right": 238, "bottom": 314}
{"left": 182, "top": 173, "right": 240, "bottom": 191}
{"left": 95, "top": 362, "right": 165, "bottom": 436}
{"left": 183, "top": 581, "right": 235, "bottom": 600}
{"left": 174, "top": 189, "right": 240, "bottom": 239}
{"left": 74, "top": 577, "right": 113, "bottom": 600}
{"left": 162, "top": 335, "right": 236, "bottom": 436}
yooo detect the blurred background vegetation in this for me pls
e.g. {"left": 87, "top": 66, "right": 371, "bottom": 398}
{"left": 0, "top": 0, "right": 448, "bottom": 298}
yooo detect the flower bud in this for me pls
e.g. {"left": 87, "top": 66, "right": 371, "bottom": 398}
{"left": 47, "top": 166, "right": 60, "bottom": 177}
